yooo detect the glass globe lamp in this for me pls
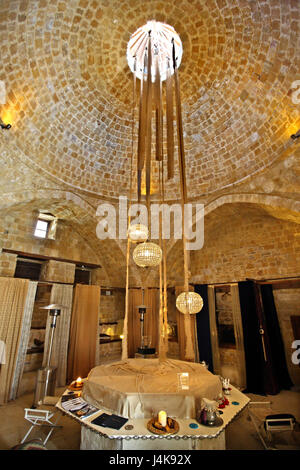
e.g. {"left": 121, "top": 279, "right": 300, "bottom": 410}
{"left": 133, "top": 242, "right": 162, "bottom": 267}
{"left": 176, "top": 291, "right": 203, "bottom": 314}
{"left": 127, "top": 223, "right": 148, "bottom": 243}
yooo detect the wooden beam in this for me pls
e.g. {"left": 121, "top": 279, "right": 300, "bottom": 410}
{"left": 247, "top": 277, "right": 300, "bottom": 289}
{"left": 192, "top": 277, "right": 300, "bottom": 290}
{"left": 2, "top": 248, "right": 101, "bottom": 269}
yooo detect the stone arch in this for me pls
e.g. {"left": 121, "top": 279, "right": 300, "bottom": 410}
{"left": 166, "top": 193, "right": 300, "bottom": 256}
{"left": 165, "top": 193, "right": 300, "bottom": 283}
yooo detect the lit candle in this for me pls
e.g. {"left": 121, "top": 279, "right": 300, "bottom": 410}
{"left": 158, "top": 410, "right": 167, "bottom": 427}
{"left": 75, "top": 377, "right": 82, "bottom": 387}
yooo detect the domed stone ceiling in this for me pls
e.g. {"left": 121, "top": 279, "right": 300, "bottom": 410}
{"left": 1, "top": 0, "right": 299, "bottom": 203}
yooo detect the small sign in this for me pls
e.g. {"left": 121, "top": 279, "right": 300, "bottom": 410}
{"left": 177, "top": 372, "right": 189, "bottom": 391}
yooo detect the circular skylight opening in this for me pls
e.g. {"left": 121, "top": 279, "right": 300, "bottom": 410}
{"left": 127, "top": 20, "right": 183, "bottom": 82}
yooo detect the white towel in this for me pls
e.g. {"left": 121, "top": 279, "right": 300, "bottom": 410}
{"left": 0, "top": 340, "right": 6, "bottom": 364}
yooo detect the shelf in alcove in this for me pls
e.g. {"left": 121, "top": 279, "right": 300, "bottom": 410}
{"left": 100, "top": 336, "right": 122, "bottom": 344}
{"left": 26, "top": 347, "right": 44, "bottom": 354}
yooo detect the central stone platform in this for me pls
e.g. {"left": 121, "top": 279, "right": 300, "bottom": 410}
{"left": 82, "top": 358, "right": 222, "bottom": 419}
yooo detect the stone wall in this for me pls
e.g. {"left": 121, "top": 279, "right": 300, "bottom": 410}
{"left": 190, "top": 205, "right": 300, "bottom": 284}
{"left": 31, "top": 284, "right": 52, "bottom": 328}
{"left": 0, "top": 209, "right": 100, "bottom": 273}
{"left": 40, "top": 259, "right": 75, "bottom": 284}
{"left": 100, "top": 288, "right": 125, "bottom": 324}
{"left": 0, "top": 251, "right": 17, "bottom": 277}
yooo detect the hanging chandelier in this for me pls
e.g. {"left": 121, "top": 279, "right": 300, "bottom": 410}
{"left": 133, "top": 241, "right": 162, "bottom": 267}
{"left": 122, "top": 20, "right": 205, "bottom": 363}
{"left": 127, "top": 20, "right": 203, "bottom": 313}
{"left": 123, "top": 20, "right": 203, "bottom": 363}
{"left": 127, "top": 223, "right": 148, "bottom": 243}
{"left": 176, "top": 291, "right": 203, "bottom": 315}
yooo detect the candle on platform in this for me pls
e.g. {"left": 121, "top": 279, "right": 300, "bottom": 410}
{"left": 158, "top": 410, "right": 167, "bottom": 427}
{"left": 75, "top": 377, "right": 82, "bottom": 387}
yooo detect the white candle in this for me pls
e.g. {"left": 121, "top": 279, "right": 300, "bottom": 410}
{"left": 75, "top": 377, "right": 82, "bottom": 387}
{"left": 158, "top": 410, "right": 167, "bottom": 427}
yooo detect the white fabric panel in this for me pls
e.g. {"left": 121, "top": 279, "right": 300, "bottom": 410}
{"left": 10, "top": 281, "right": 38, "bottom": 400}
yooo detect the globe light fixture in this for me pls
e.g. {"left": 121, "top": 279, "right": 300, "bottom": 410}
{"left": 133, "top": 241, "right": 162, "bottom": 267}
{"left": 127, "top": 223, "right": 148, "bottom": 243}
{"left": 176, "top": 291, "right": 203, "bottom": 315}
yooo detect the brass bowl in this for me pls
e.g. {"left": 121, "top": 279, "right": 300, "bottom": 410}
{"left": 68, "top": 381, "right": 83, "bottom": 391}
{"left": 147, "top": 417, "right": 179, "bottom": 435}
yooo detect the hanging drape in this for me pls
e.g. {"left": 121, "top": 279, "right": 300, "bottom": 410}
{"left": 238, "top": 281, "right": 268, "bottom": 395}
{"left": 176, "top": 309, "right": 187, "bottom": 361}
{"left": 127, "top": 288, "right": 159, "bottom": 358}
{"left": 260, "top": 284, "right": 293, "bottom": 392}
{"left": 9, "top": 280, "right": 37, "bottom": 400}
{"left": 67, "top": 285, "right": 100, "bottom": 383}
{"left": 43, "top": 283, "right": 73, "bottom": 387}
{"left": 239, "top": 281, "right": 293, "bottom": 395}
{"left": 230, "top": 284, "right": 247, "bottom": 390}
{"left": 0, "top": 278, "right": 36, "bottom": 404}
{"left": 207, "top": 286, "right": 221, "bottom": 375}
{"left": 194, "top": 285, "right": 214, "bottom": 372}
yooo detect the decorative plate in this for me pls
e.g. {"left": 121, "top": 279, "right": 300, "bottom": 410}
{"left": 147, "top": 417, "right": 179, "bottom": 435}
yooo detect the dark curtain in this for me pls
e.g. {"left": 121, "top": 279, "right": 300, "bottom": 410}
{"left": 238, "top": 281, "right": 292, "bottom": 395}
{"left": 260, "top": 284, "right": 293, "bottom": 392}
{"left": 195, "top": 284, "right": 214, "bottom": 373}
{"left": 238, "top": 281, "right": 266, "bottom": 394}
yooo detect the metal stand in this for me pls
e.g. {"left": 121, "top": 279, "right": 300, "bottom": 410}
{"left": 137, "top": 296, "right": 156, "bottom": 356}
{"left": 33, "top": 304, "right": 65, "bottom": 408}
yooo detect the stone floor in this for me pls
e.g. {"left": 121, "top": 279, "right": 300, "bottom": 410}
{"left": 0, "top": 387, "right": 299, "bottom": 451}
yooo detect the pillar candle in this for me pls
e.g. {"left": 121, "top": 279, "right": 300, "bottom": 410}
{"left": 75, "top": 377, "right": 82, "bottom": 387}
{"left": 158, "top": 410, "right": 167, "bottom": 427}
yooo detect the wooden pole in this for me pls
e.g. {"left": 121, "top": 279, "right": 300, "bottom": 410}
{"left": 173, "top": 39, "right": 194, "bottom": 362}
{"left": 158, "top": 163, "right": 165, "bottom": 361}
{"left": 161, "top": 161, "right": 168, "bottom": 358}
{"left": 145, "top": 34, "right": 152, "bottom": 226}
{"left": 166, "top": 63, "right": 174, "bottom": 179}
{"left": 155, "top": 55, "right": 163, "bottom": 162}
{"left": 137, "top": 51, "right": 147, "bottom": 202}
{"left": 122, "top": 63, "right": 136, "bottom": 360}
